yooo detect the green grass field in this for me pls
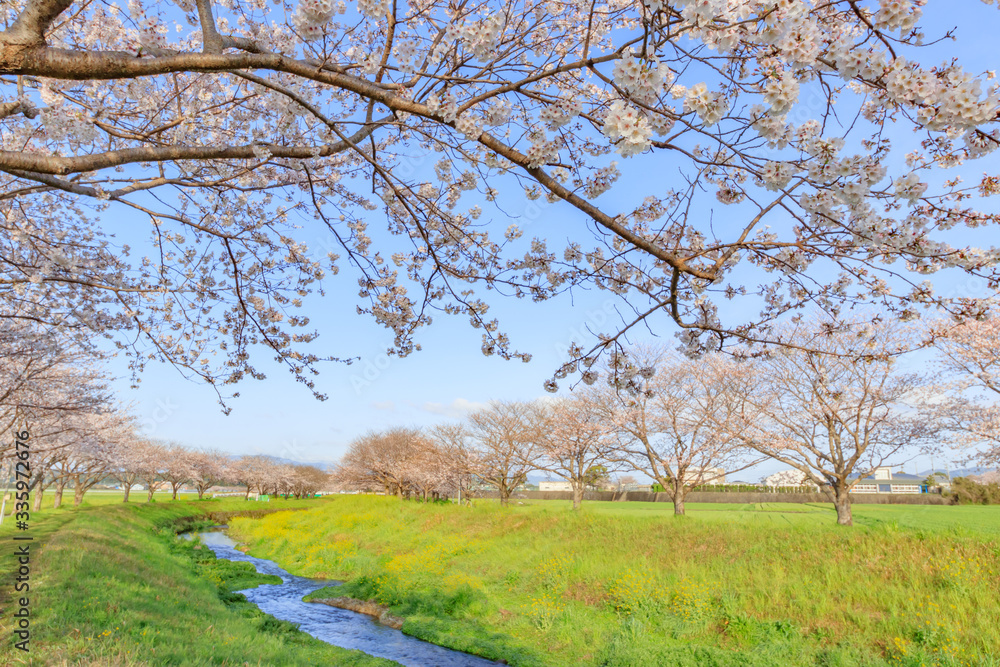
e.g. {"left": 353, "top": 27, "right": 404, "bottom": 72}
{"left": 2, "top": 494, "right": 998, "bottom": 666}
{"left": 0, "top": 496, "right": 398, "bottom": 666}
{"left": 515, "top": 500, "right": 1000, "bottom": 536}
{"left": 228, "top": 496, "right": 1000, "bottom": 667}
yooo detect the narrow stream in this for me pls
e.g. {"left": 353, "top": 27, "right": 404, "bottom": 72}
{"left": 187, "top": 530, "right": 503, "bottom": 667}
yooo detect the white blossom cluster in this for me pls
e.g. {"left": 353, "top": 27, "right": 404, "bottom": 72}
{"left": 873, "top": 0, "right": 922, "bottom": 33}
{"left": 426, "top": 92, "right": 459, "bottom": 122}
{"left": 431, "top": 16, "right": 504, "bottom": 63}
{"left": 41, "top": 108, "right": 98, "bottom": 146}
{"left": 582, "top": 162, "right": 621, "bottom": 198}
{"left": 525, "top": 132, "right": 561, "bottom": 168}
{"left": 602, "top": 100, "right": 652, "bottom": 157}
{"left": 539, "top": 98, "right": 582, "bottom": 129}
{"left": 763, "top": 70, "right": 800, "bottom": 115}
{"left": 893, "top": 172, "right": 928, "bottom": 205}
{"left": 127, "top": 0, "right": 169, "bottom": 50}
{"left": 676, "top": 0, "right": 728, "bottom": 25}
{"left": 612, "top": 49, "right": 674, "bottom": 104}
{"left": 357, "top": 0, "right": 390, "bottom": 19}
{"left": 392, "top": 39, "right": 420, "bottom": 73}
{"left": 292, "top": 0, "right": 346, "bottom": 40}
{"left": 454, "top": 115, "right": 482, "bottom": 140}
{"left": 886, "top": 60, "right": 1000, "bottom": 130}
{"left": 759, "top": 161, "right": 796, "bottom": 191}
{"left": 483, "top": 100, "right": 513, "bottom": 126}
{"left": 965, "top": 129, "right": 1000, "bottom": 158}
{"left": 759, "top": 5, "right": 823, "bottom": 67}
{"left": 684, "top": 83, "right": 727, "bottom": 125}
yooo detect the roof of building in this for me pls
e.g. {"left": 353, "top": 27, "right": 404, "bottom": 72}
{"left": 849, "top": 472, "right": 924, "bottom": 483}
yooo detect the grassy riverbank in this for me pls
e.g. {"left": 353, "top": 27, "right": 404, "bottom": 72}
{"left": 229, "top": 496, "right": 1000, "bottom": 667}
{"left": 0, "top": 498, "right": 399, "bottom": 666}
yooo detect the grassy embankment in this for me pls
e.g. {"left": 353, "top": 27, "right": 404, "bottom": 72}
{"left": 0, "top": 496, "right": 399, "bottom": 666}
{"left": 228, "top": 496, "right": 1000, "bottom": 667}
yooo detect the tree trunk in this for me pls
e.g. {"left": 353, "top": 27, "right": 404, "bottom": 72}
{"left": 673, "top": 497, "right": 685, "bottom": 515}
{"left": 172, "top": 484, "right": 179, "bottom": 500}
{"left": 74, "top": 480, "right": 85, "bottom": 506}
{"left": 197, "top": 488, "right": 205, "bottom": 499}
{"left": 32, "top": 487, "right": 43, "bottom": 512}
{"left": 53, "top": 481, "right": 65, "bottom": 509}
{"left": 147, "top": 486, "right": 155, "bottom": 502}
{"left": 571, "top": 482, "right": 583, "bottom": 511}
{"left": 122, "top": 485, "right": 131, "bottom": 502}
{"left": 244, "top": 485, "right": 252, "bottom": 500}
{"left": 499, "top": 485, "right": 510, "bottom": 506}
{"left": 833, "top": 485, "right": 853, "bottom": 526}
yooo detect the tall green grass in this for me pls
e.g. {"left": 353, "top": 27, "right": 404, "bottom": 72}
{"left": 0, "top": 498, "right": 398, "bottom": 666}
{"left": 229, "top": 496, "right": 1000, "bottom": 667}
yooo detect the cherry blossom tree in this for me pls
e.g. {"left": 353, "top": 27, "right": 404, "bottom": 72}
{"left": 101, "top": 435, "right": 160, "bottom": 502}
{"left": 536, "top": 394, "right": 616, "bottom": 510}
{"left": 428, "top": 423, "right": 479, "bottom": 503}
{"left": 289, "top": 464, "right": 329, "bottom": 497}
{"left": 930, "top": 316, "right": 1000, "bottom": 467}
{"left": 187, "top": 448, "right": 231, "bottom": 498}
{"left": 332, "top": 427, "right": 426, "bottom": 496}
{"left": 232, "top": 454, "right": 287, "bottom": 497}
{"left": 135, "top": 440, "right": 171, "bottom": 501}
{"left": 0, "top": 319, "right": 112, "bottom": 454}
{"left": 731, "top": 318, "right": 945, "bottom": 526}
{"left": 466, "top": 400, "right": 543, "bottom": 506}
{"left": 160, "top": 443, "right": 196, "bottom": 499}
{"left": 594, "top": 347, "right": 761, "bottom": 515}
{"left": 55, "top": 437, "right": 110, "bottom": 507}
{"left": 1, "top": 0, "right": 998, "bottom": 398}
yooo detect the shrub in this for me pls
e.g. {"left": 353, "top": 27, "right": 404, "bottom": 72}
{"left": 947, "top": 477, "right": 1000, "bottom": 505}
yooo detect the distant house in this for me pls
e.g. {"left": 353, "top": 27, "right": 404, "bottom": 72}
{"left": 849, "top": 467, "right": 927, "bottom": 494}
{"left": 689, "top": 466, "right": 726, "bottom": 485}
{"left": 623, "top": 483, "right": 653, "bottom": 492}
{"left": 538, "top": 480, "right": 573, "bottom": 492}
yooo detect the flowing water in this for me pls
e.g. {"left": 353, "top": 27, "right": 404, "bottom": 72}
{"left": 186, "top": 530, "right": 503, "bottom": 667}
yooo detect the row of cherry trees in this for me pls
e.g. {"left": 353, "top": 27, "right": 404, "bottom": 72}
{"left": 335, "top": 316, "right": 995, "bottom": 526}
{"left": 0, "top": 319, "right": 333, "bottom": 506}
{"left": 27, "top": 442, "right": 332, "bottom": 507}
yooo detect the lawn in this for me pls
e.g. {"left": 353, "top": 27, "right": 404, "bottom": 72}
{"left": 0, "top": 496, "right": 399, "bottom": 666}
{"left": 515, "top": 500, "right": 1000, "bottom": 536}
{"left": 228, "top": 496, "right": 1000, "bottom": 667}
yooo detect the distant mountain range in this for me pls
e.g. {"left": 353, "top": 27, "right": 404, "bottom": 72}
{"left": 915, "top": 467, "right": 996, "bottom": 478}
{"left": 262, "top": 455, "right": 337, "bottom": 471}
{"left": 222, "top": 453, "right": 336, "bottom": 471}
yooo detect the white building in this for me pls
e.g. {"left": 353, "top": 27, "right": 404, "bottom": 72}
{"left": 676, "top": 466, "right": 726, "bottom": 485}
{"left": 538, "top": 480, "right": 574, "bottom": 492}
{"left": 849, "top": 467, "right": 925, "bottom": 494}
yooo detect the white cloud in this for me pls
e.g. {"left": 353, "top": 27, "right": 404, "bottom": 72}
{"left": 371, "top": 400, "right": 396, "bottom": 411}
{"left": 419, "top": 397, "right": 487, "bottom": 418}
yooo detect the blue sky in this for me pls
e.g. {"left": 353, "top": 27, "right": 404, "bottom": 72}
{"left": 100, "top": 1, "right": 999, "bottom": 479}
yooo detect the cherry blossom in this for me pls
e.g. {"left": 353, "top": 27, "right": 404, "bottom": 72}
{"left": 0, "top": 0, "right": 997, "bottom": 399}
